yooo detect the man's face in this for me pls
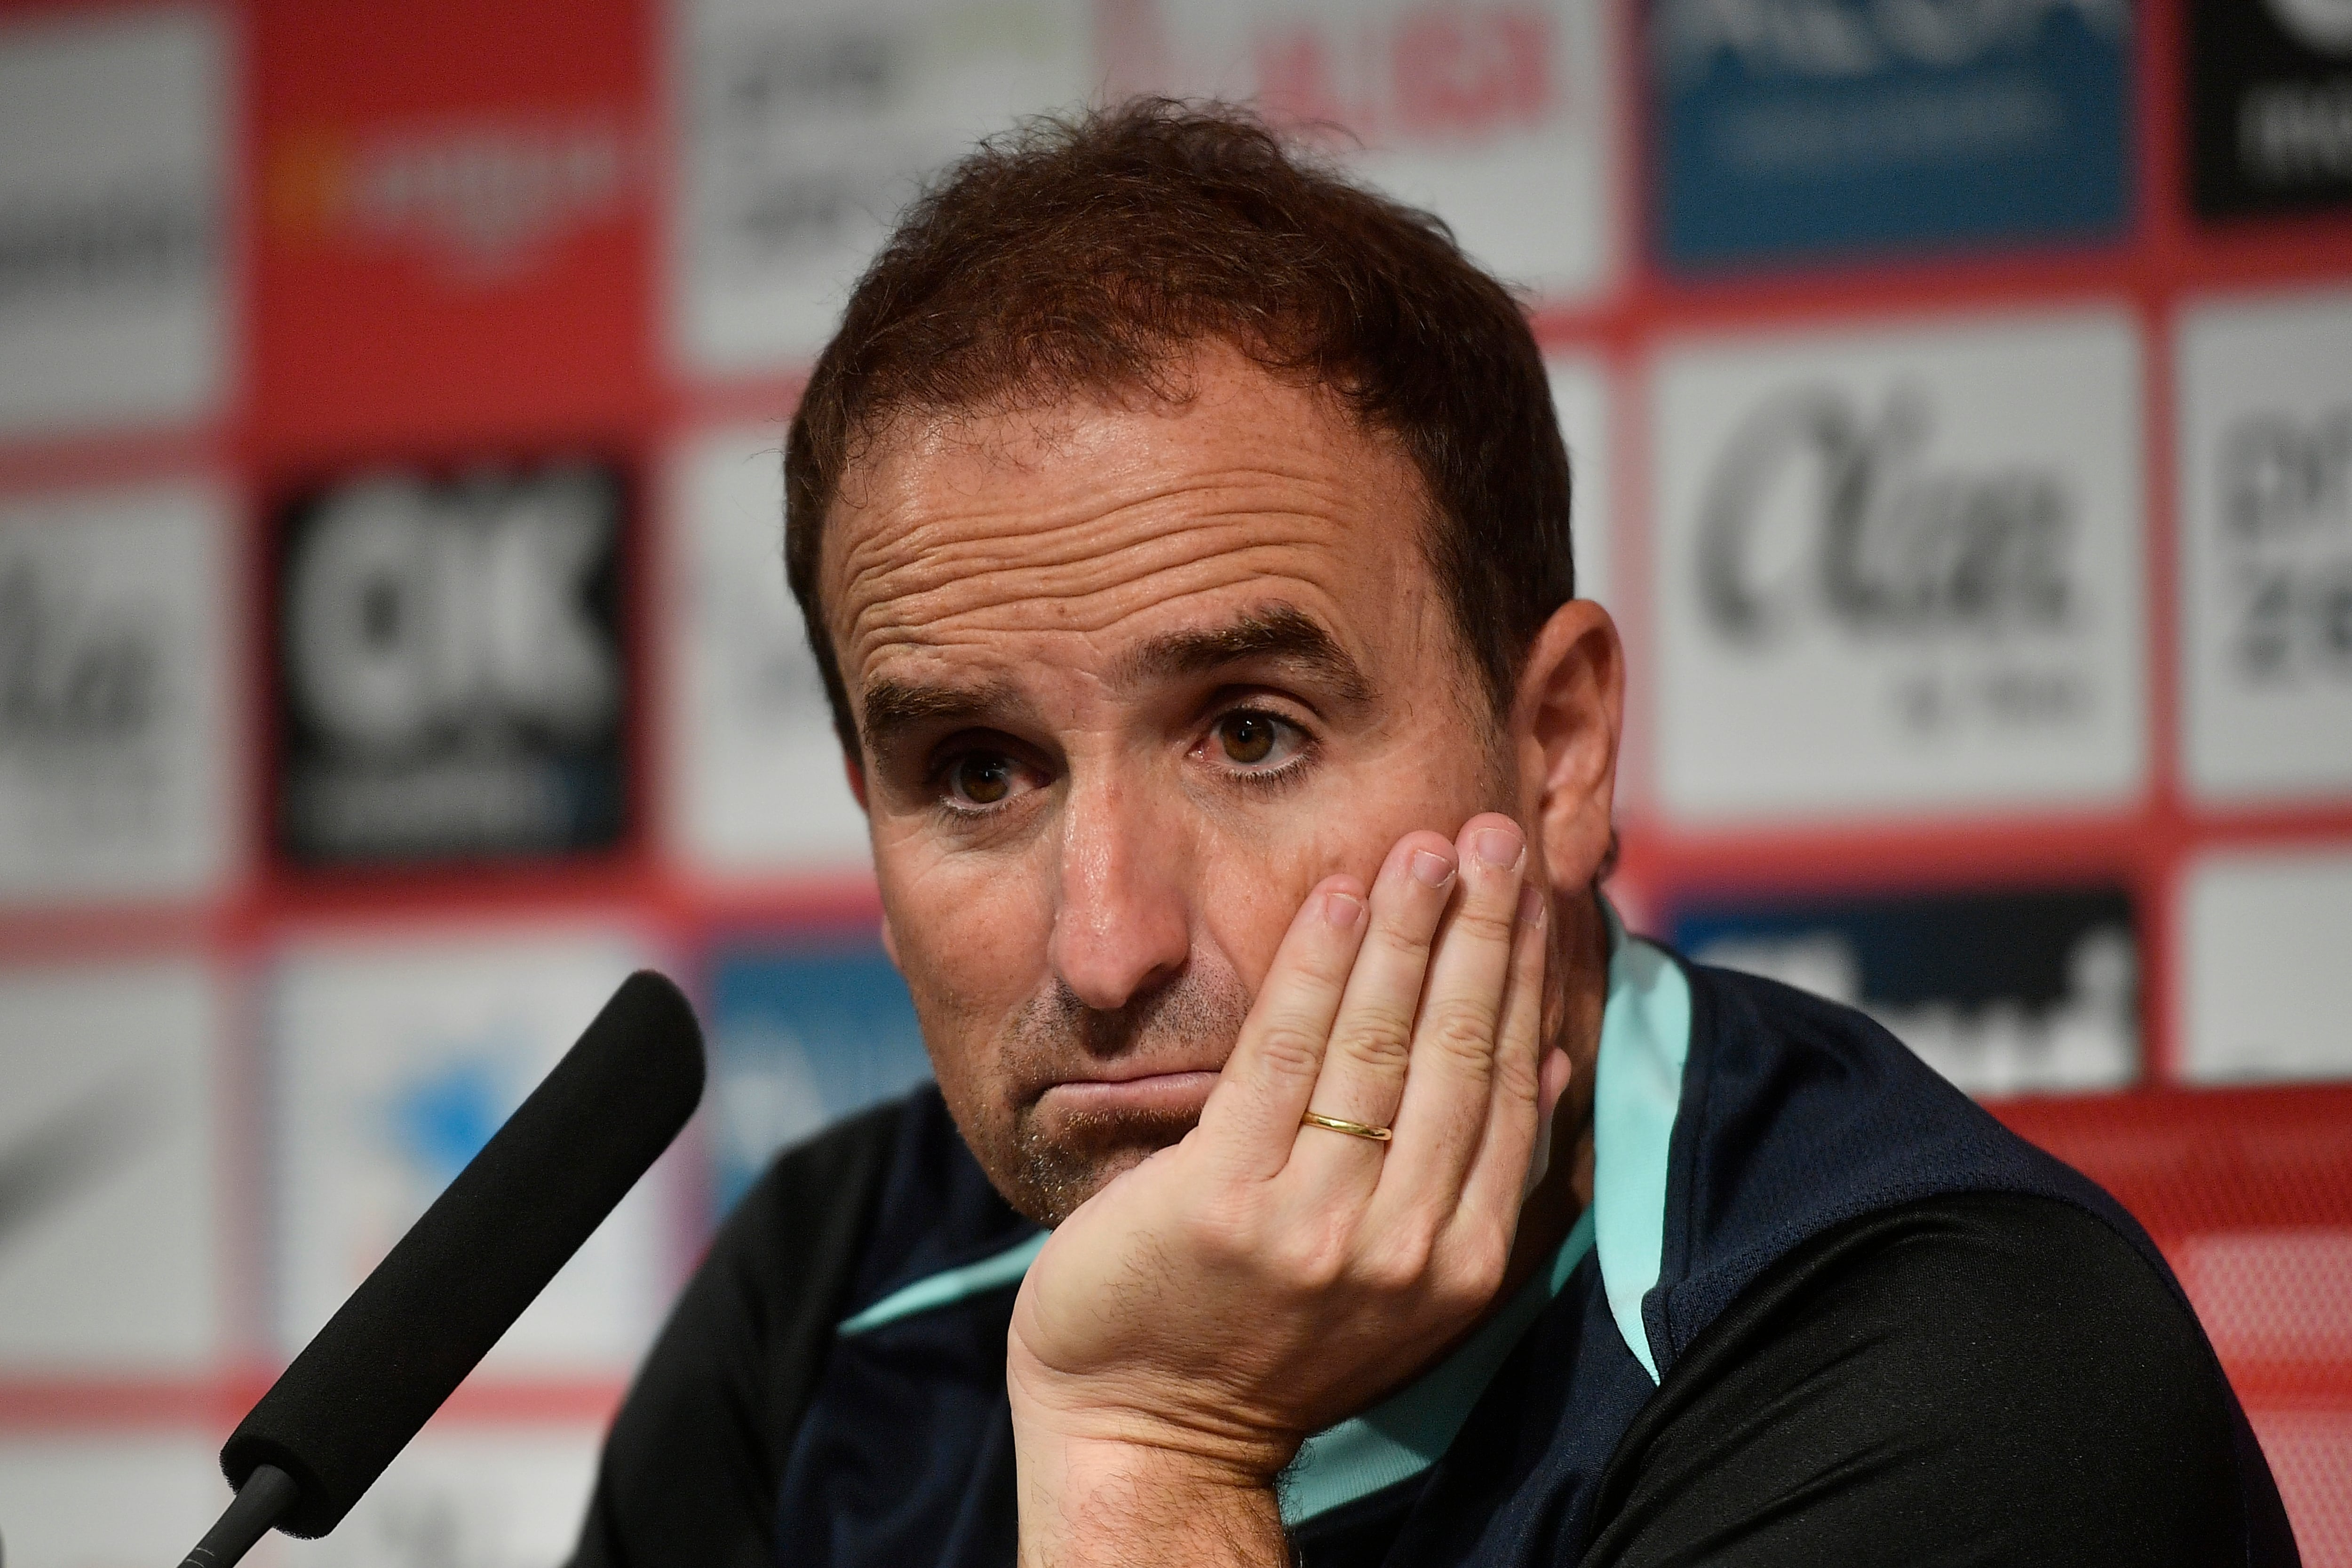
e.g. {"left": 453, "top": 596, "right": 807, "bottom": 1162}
{"left": 825, "top": 348, "right": 1526, "bottom": 1224}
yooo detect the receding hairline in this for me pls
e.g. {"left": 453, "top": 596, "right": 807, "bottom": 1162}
{"left": 820, "top": 333, "right": 1390, "bottom": 518}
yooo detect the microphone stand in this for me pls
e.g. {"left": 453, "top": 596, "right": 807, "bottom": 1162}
{"left": 178, "top": 1465, "right": 299, "bottom": 1568}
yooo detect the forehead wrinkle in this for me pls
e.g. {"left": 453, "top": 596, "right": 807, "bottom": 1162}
{"left": 854, "top": 514, "right": 1317, "bottom": 618}
{"left": 838, "top": 485, "right": 1353, "bottom": 651}
{"left": 845, "top": 539, "right": 1343, "bottom": 686}
{"left": 830, "top": 458, "right": 1364, "bottom": 608}
{"left": 1112, "top": 602, "right": 1373, "bottom": 705}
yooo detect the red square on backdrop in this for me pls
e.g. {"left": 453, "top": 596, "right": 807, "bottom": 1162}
{"left": 249, "top": 0, "right": 655, "bottom": 451}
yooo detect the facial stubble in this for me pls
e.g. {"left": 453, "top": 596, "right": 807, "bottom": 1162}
{"left": 978, "top": 960, "right": 1255, "bottom": 1227}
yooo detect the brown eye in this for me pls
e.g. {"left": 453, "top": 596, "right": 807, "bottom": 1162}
{"left": 951, "top": 754, "right": 1014, "bottom": 804}
{"left": 1217, "top": 712, "right": 1279, "bottom": 765}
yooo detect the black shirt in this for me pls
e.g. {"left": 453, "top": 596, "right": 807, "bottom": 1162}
{"left": 569, "top": 1101, "right": 2271, "bottom": 1567}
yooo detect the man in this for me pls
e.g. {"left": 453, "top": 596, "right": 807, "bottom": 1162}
{"left": 573, "top": 103, "right": 2296, "bottom": 1566}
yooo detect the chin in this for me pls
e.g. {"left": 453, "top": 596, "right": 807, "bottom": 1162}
{"left": 997, "top": 1106, "right": 1197, "bottom": 1227}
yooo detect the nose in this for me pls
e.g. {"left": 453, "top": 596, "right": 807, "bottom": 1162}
{"left": 1047, "top": 771, "right": 1192, "bottom": 1014}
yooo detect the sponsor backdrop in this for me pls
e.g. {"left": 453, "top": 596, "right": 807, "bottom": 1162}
{"left": 0, "top": 0, "right": 2347, "bottom": 1562}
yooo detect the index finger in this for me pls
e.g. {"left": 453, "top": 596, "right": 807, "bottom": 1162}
{"left": 1193, "top": 875, "right": 1370, "bottom": 1179}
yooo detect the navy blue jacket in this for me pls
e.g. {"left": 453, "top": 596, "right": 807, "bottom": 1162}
{"left": 753, "top": 934, "right": 2296, "bottom": 1565}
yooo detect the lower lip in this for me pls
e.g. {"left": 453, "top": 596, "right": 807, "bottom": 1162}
{"left": 1041, "top": 1070, "right": 1221, "bottom": 1122}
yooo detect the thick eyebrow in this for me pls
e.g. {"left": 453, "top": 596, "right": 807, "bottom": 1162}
{"left": 859, "top": 676, "right": 1023, "bottom": 766}
{"left": 1113, "top": 602, "right": 1373, "bottom": 705}
{"left": 856, "top": 605, "right": 1371, "bottom": 766}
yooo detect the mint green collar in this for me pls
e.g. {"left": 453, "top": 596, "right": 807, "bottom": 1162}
{"left": 1590, "top": 900, "right": 1692, "bottom": 1385}
{"left": 1276, "top": 1205, "right": 1593, "bottom": 1524}
{"left": 1279, "top": 900, "right": 1693, "bottom": 1520}
{"left": 834, "top": 895, "right": 1694, "bottom": 1524}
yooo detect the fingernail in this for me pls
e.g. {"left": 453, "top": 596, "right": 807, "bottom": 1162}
{"left": 1473, "top": 826, "right": 1524, "bottom": 870}
{"left": 1518, "top": 884, "right": 1546, "bottom": 928}
{"left": 1323, "top": 890, "right": 1366, "bottom": 928}
{"left": 1410, "top": 849, "right": 1456, "bottom": 888}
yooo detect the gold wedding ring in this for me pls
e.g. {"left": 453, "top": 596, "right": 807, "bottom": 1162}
{"left": 1300, "top": 1109, "right": 1393, "bottom": 1143}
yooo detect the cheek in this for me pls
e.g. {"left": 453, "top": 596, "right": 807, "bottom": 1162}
{"left": 1190, "top": 814, "right": 1379, "bottom": 995}
{"left": 877, "top": 841, "right": 1052, "bottom": 1071}
{"left": 1195, "top": 722, "right": 1502, "bottom": 995}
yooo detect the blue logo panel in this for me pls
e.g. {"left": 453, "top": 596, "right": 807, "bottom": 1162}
{"left": 707, "top": 939, "right": 933, "bottom": 1215}
{"left": 1652, "top": 0, "right": 2135, "bottom": 270}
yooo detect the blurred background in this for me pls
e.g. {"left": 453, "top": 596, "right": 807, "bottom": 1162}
{"left": 0, "top": 0, "right": 2348, "bottom": 1561}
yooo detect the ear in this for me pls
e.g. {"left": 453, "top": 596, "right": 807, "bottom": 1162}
{"left": 1511, "top": 600, "right": 1624, "bottom": 893}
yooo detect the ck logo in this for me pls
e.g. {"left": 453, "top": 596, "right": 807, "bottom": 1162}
{"left": 283, "top": 468, "right": 618, "bottom": 753}
{"left": 1694, "top": 384, "right": 2074, "bottom": 645}
{"left": 274, "top": 462, "right": 631, "bottom": 865}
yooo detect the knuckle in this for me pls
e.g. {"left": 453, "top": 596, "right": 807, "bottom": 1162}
{"left": 1421, "top": 1001, "right": 1498, "bottom": 1070}
{"left": 1251, "top": 1019, "right": 1326, "bottom": 1080}
{"left": 1334, "top": 1003, "right": 1414, "bottom": 1073}
{"left": 1467, "top": 1221, "right": 1515, "bottom": 1292}
{"left": 1449, "top": 901, "right": 1519, "bottom": 945}
{"left": 1491, "top": 1043, "right": 1542, "bottom": 1107}
{"left": 1272, "top": 1220, "right": 1351, "bottom": 1292}
{"left": 1365, "top": 919, "right": 1435, "bottom": 966}
{"left": 1360, "top": 1227, "right": 1435, "bottom": 1295}
{"left": 1181, "top": 1196, "right": 1259, "bottom": 1265}
{"left": 1436, "top": 1236, "right": 1509, "bottom": 1314}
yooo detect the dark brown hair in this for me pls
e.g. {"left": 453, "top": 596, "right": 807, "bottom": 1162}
{"left": 784, "top": 98, "right": 1574, "bottom": 750}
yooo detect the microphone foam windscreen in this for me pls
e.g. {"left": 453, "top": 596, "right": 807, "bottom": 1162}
{"left": 222, "top": 970, "right": 705, "bottom": 1536}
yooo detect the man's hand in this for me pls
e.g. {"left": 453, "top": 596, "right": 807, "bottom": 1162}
{"left": 1006, "top": 813, "right": 1566, "bottom": 1567}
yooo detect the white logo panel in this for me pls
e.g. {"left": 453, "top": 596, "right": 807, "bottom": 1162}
{"left": 0, "top": 959, "right": 225, "bottom": 1372}
{"left": 303, "top": 1425, "right": 602, "bottom": 1568}
{"left": 0, "top": 8, "right": 229, "bottom": 436}
{"left": 1549, "top": 354, "right": 1612, "bottom": 608}
{"left": 0, "top": 481, "right": 238, "bottom": 905}
{"left": 1132, "top": 0, "right": 1615, "bottom": 302}
{"left": 667, "top": 427, "right": 872, "bottom": 877}
{"left": 272, "top": 928, "right": 680, "bottom": 1374}
{"left": 1652, "top": 309, "right": 2146, "bottom": 823}
{"left": 672, "top": 0, "right": 1096, "bottom": 373}
{"left": 2178, "top": 288, "right": 2352, "bottom": 803}
{"left": 0, "top": 1433, "right": 227, "bottom": 1567}
{"left": 2181, "top": 844, "right": 2352, "bottom": 1084}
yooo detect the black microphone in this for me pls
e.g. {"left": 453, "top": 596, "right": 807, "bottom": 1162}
{"left": 180, "top": 970, "right": 705, "bottom": 1567}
